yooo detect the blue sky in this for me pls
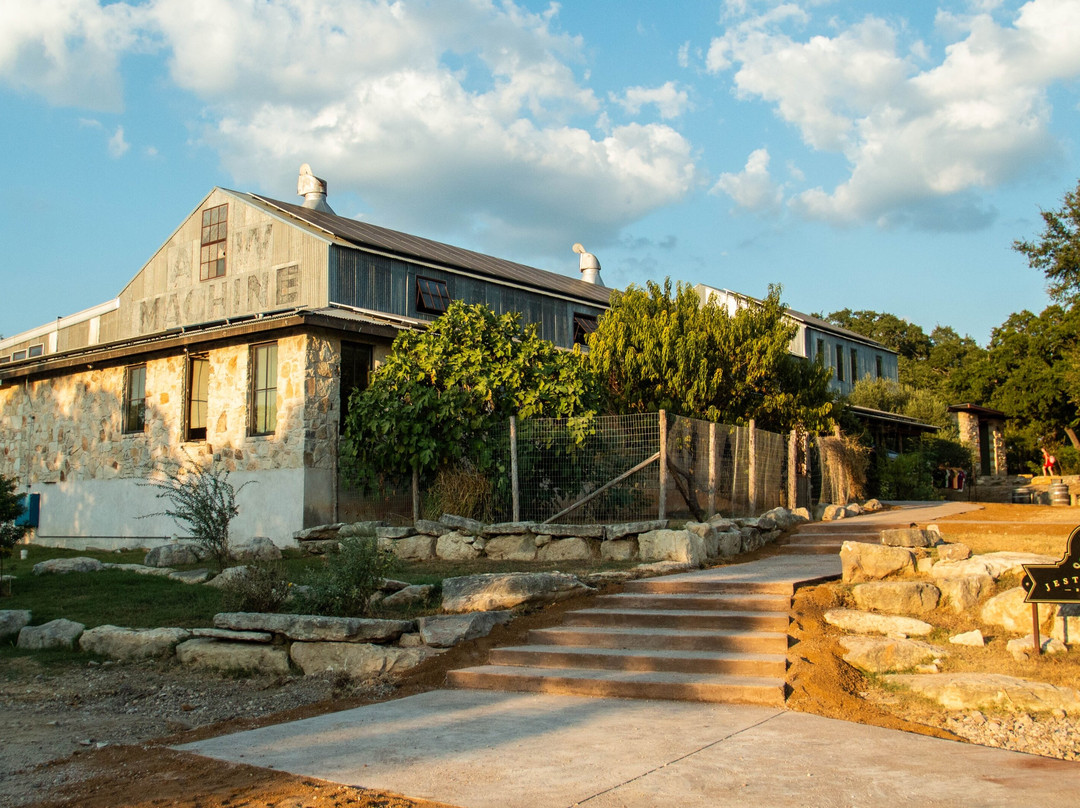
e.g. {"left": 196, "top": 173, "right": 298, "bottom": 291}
{"left": 2, "top": 0, "right": 1079, "bottom": 345}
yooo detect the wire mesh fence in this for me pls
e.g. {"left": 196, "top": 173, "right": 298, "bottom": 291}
{"left": 336, "top": 411, "right": 800, "bottom": 524}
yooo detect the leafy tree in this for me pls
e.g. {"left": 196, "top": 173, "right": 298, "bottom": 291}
{"left": 1, "top": 475, "right": 29, "bottom": 595}
{"left": 846, "top": 377, "right": 955, "bottom": 434}
{"left": 588, "top": 279, "right": 834, "bottom": 432}
{"left": 342, "top": 301, "right": 600, "bottom": 487}
{"left": 1014, "top": 178, "right": 1080, "bottom": 303}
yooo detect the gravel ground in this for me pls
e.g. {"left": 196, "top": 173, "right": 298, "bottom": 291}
{"left": 932, "top": 710, "right": 1080, "bottom": 760}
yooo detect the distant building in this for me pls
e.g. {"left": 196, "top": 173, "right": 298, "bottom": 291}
{"left": 694, "top": 284, "right": 900, "bottom": 394}
{"left": 0, "top": 166, "right": 609, "bottom": 548}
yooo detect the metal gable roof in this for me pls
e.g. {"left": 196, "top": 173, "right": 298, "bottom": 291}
{"left": 240, "top": 192, "right": 613, "bottom": 308}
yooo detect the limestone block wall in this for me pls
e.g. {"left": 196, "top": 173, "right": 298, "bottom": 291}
{"left": 0, "top": 331, "right": 347, "bottom": 545}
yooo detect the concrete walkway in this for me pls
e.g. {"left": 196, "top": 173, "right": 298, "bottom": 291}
{"left": 178, "top": 690, "right": 1080, "bottom": 807}
{"left": 177, "top": 502, "right": 1080, "bottom": 806}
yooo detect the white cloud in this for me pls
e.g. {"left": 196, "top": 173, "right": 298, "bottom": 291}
{"left": 712, "top": 148, "right": 783, "bottom": 214}
{"left": 707, "top": 0, "right": 1080, "bottom": 229}
{"left": 614, "top": 82, "right": 690, "bottom": 119}
{"left": 0, "top": 0, "right": 143, "bottom": 111}
{"left": 0, "top": 0, "right": 697, "bottom": 253}
{"left": 107, "top": 125, "right": 129, "bottom": 158}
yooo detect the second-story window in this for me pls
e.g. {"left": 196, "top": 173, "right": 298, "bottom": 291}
{"left": 573, "top": 313, "right": 598, "bottom": 346}
{"left": 835, "top": 344, "right": 845, "bottom": 382}
{"left": 416, "top": 276, "right": 451, "bottom": 315}
{"left": 200, "top": 203, "right": 228, "bottom": 281}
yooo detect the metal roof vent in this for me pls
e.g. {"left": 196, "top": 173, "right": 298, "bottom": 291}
{"left": 572, "top": 243, "right": 604, "bottom": 286}
{"left": 297, "top": 164, "right": 335, "bottom": 214}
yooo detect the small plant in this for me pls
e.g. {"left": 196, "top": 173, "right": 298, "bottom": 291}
{"left": 0, "top": 474, "right": 29, "bottom": 596}
{"left": 221, "top": 561, "right": 291, "bottom": 613}
{"left": 294, "top": 536, "right": 400, "bottom": 617}
{"left": 141, "top": 455, "right": 253, "bottom": 572}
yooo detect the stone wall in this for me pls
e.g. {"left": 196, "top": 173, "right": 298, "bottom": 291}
{"left": 0, "top": 331, "right": 350, "bottom": 545}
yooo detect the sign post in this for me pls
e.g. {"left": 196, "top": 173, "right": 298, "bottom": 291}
{"left": 1021, "top": 524, "right": 1080, "bottom": 655}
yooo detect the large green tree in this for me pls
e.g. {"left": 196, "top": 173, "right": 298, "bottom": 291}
{"left": 588, "top": 279, "right": 834, "bottom": 432}
{"left": 1014, "top": 178, "right": 1080, "bottom": 303}
{"left": 341, "top": 301, "right": 600, "bottom": 486}
{"left": 822, "top": 309, "right": 931, "bottom": 361}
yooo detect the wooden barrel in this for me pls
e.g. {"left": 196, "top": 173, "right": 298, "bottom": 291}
{"left": 1011, "top": 487, "right": 1032, "bottom": 504}
{"left": 1049, "top": 482, "right": 1071, "bottom": 507}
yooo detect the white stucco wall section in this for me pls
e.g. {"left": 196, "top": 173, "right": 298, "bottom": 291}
{"left": 30, "top": 468, "right": 305, "bottom": 550}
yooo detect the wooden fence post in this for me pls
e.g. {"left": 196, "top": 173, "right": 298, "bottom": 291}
{"left": 658, "top": 410, "right": 668, "bottom": 520}
{"left": 708, "top": 421, "right": 717, "bottom": 519}
{"left": 748, "top": 418, "right": 758, "bottom": 515}
{"left": 788, "top": 428, "right": 798, "bottom": 510}
{"left": 510, "top": 415, "right": 520, "bottom": 523}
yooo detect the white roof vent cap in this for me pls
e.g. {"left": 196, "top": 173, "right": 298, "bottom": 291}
{"left": 572, "top": 243, "right": 604, "bottom": 286}
{"left": 297, "top": 164, "right": 335, "bottom": 214}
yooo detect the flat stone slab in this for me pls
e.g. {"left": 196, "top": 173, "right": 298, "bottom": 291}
{"left": 824, "top": 609, "right": 934, "bottom": 637}
{"left": 213, "top": 613, "right": 413, "bottom": 643}
{"left": 932, "top": 552, "right": 1057, "bottom": 581}
{"left": 886, "top": 673, "right": 1080, "bottom": 714}
{"left": 178, "top": 690, "right": 1080, "bottom": 808}
{"left": 190, "top": 628, "right": 274, "bottom": 643}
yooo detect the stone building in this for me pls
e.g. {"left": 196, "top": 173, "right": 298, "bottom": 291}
{"left": 947, "top": 404, "right": 1008, "bottom": 477}
{"left": 0, "top": 167, "right": 610, "bottom": 548}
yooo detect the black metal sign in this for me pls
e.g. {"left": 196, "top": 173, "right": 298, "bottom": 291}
{"left": 1022, "top": 525, "right": 1080, "bottom": 604}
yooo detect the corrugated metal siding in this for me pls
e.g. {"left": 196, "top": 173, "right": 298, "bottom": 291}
{"left": 329, "top": 246, "right": 604, "bottom": 348}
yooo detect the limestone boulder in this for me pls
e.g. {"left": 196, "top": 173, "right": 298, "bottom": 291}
{"left": 937, "top": 543, "right": 972, "bottom": 562}
{"left": 190, "top": 628, "right": 273, "bottom": 642}
{"left": 387, "top": 534, "right": 438, "bottom": 562}
{"left": 290, "top": 641, "right": 438, "bottom": 678}
{"left": 981, "top": 586, "right": 1056, "bottom": 634}
{"left": 608, "top": 520, "right": 668, "bottom": 539}
{"left": 374, "top": 526, "right": 415, "bottom": 540}
{"left": 300, "top": 539, "right": 341, "bottom": 555}
{"left": 707, "top": 516, "right": 737, "bottom": 531}
{"left": 439, "top": 514, "right": 484, "bottom": 535}
{"left": 441, "top": 572, "right": 593, "bottom": 613}
{"left": 1007, "top": 635, "right": 1067, "bottom": 661}
{"left": 33, "top": 557, "right": 104, "bottom": 575}
{"left": 482, "top": 522, "right": 536, "bottom": 536}
{"left": 144, "top": 543, "right": 203, "bottom": 568}
{"left": 863, "top": 499, "right": 883, "bottom": 512}
{"left": 845, "top": 503, "right": 864, "bottom": 517}
{"left": 638, "top": 529, "right": 706, "bottom": 567}
{"left": 176, "top": 638, "right": 290, "bottom": 675}
{"left": 716, "top": 531, "right": 742, "bottom": 558}
{"left": 937, "top": 575, "right": 993, "bottom": 614}
{"left": 880, "top": 528, "right": 936, "bottom": 548}
{"left": 537, "top": 537, "right": 593, "bottom": 562}
{"left": 600, "top": 539, "right": 638, "bottom": 562}
{"left": 838, "top": 636, "right": 946, "bottom": 674}
{"left": 413, "top": 519, "right": 449, "bottom": 537}
{"left": 932, "top": 552, "right": 1058, "bottom": 582}
{"left": 18, "top": 618, "right": 85, "bottom": 650}
{"left": 0, "top": 610, "right": 32, "bottom": 642}
{"left": 840, "top": 541, "right": 916, "bottom": 583}
{"left": 820, "top": 504, "right": 847, "bottom": 521}
{"left": 230, "top": 537, "right": 282, "bottom": 562}
{"left": 205, "top": 566, "right": 250, "bottom": 588}
{"left": 337, "top": 521, "right": 386, "bottom": 538}
{"left": 294, "top": 523, "right": 345, "bottom": 541}
{"left": 380, "top": 585, "right": 435, "bottom": 609}
{"left": 482, "top": 534, "right": 537, "bottom": 562}
{"left": 824, "top": 608, "right": 933, "bottom": 637}
{"left": 544, "top": 524, "right": 605, "bottom": 539}
{"left": 169, "top": 569, "right": 211, "bottom": 584}
{"left": 79, "top": 625, "right": 191, "bottom": 660}
{"left": 949, "top": 630, "right": 985, "bottom": 647}
{"left": 885, "top": 673, "right": 1080, "bottom": 714}
{"left": 852, "top": 582, "right": 941, "bottom": 616}
{"left": 213, "top": 612, "right": 413, "bottom": 643}
{"left": 436, "top": 531, "right": 482, "bottom": 561}
{"left": 417, "top": 611, "right": 514, "bottom": 647}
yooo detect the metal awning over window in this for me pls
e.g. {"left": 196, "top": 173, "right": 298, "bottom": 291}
{"left": 573, "top": 312, "right": 598, "bottom": 344}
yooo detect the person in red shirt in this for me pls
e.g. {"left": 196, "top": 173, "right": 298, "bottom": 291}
{"left": 1042, "top": 447, "right": 1059, "bottom": 477}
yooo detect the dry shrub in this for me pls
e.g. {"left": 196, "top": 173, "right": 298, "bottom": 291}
{"left": 425, "top": 465, "right": 492, "bottom": 520}
{"left": 221, "top": 561, "right": 291, "bottom": 613}
{"left": 818, "top": 434, "right": 870, "bottom": 505}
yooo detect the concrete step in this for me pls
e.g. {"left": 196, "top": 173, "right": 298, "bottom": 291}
{"left": 594, "top": 592, "right": 792, "bottom": 612}
{"left": 529, "top": 625, "right": 789, "bottom": 654}
{"left": 564, "top": 608, "right": 790, "bottom": 632}
{"left": 624, "top": 578, "right": 796, "bottom": 596}
{"left": 489, "top": 645, "right": 788, "bottom": 677}
{"left": 446, "top": 665, "right": 786, "bottom": 706}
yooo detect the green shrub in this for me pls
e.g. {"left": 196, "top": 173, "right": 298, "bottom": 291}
{"left": 294, "top": 537, "right": 400, "bottom": 617}
{"left": 221, "top": 561, "right": 291, "bottom": 613}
